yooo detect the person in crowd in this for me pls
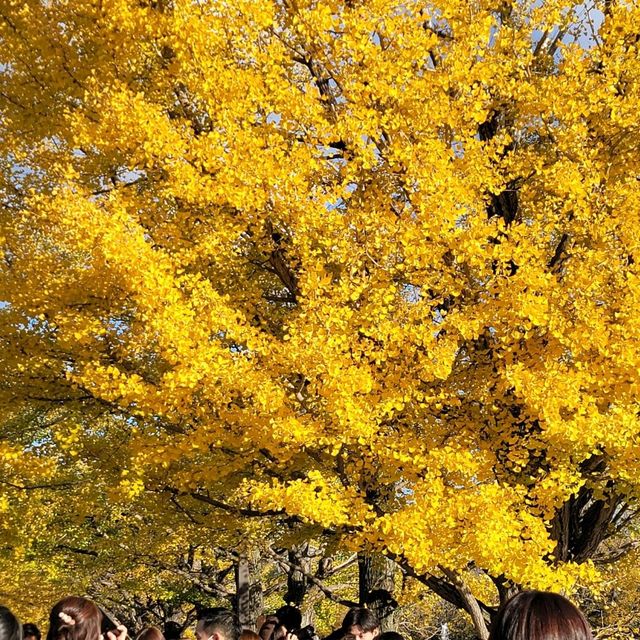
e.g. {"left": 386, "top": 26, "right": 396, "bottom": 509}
{"left": 379, "top": 633, "right": 404, "bottom": 640}
{"left": 489, "top": 591, "right": 593, "bottom": 640}
{"left": 259, "top": 606, "right": 304, "bottom": 640}
{"left": 22, "top": 624, "right": 40, "bottom": 640}
{"left": 239, "top": 631, "right": 260, "bottom": 640}
{"left": 322, "top": 629, "right": 343, "bottom": 640}
{"left": 135, "top": 628, "right": 164, "bottom": 640}
{"left": 46, "top": 597, "right": 127, "bottom": 640}
{"left": 0, "top": 606, "right": 21, "bottom": 640}
{"left": 162, "top": 623, "right": 180, "bottom": 640}
{"left": 195, "top": 609, "right": 241, "bottom": 640}
{"left": 257, "top": 618, "right": 278, "bottom": 640}
{"left": 271, "top": 624, "right": 290, "bottom": 640}
{"left": 273, "top": 610, "right": 301, "bottom": 637}
{"left": 341, "top": 609, "right": 380, "bottom": 640}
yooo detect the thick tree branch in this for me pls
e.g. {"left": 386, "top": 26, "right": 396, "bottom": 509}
{"left": 440, "top": 567, "right": 490, "bottom": 640}
{"left": 267, "top": 548, "right": 359, "bottom": 608}
{"left": 389, "top": 552, "right": 496, "bottom": 625}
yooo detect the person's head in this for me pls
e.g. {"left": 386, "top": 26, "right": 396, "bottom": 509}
{"left": 322, "top": 630, "right": 343, "bottom": 640}
{"left": 341, "top": 609, "right": 380, "bottom": 640}
{"left": 258, "top": 617, "right": 278, "bottom": 640}
{"left": 379, "top": 633, "right": 404, "bottom": 640}
{"left": 22, "top": 624, "right": 40, "bottom": 640}
{"left": 270, "top": 627, "right": 287, "bottom": 640}
{"left": 489, "top": 591, "right": 593, "bottom": 640}
{"left": 163, "top": 623, "right": 181, "bottom": 640}
{"left": 195, "top": 609, "right": 241, "bottom": 640}
{"left": 47, "top": 597, "right": 103, "bottom": 640}
{"left": 136, "top": 628, "right": 164, "bottom": 640}
{"left": 0, "top": 606, "right": 21, "bottom": 640}
{"left": 239, "top": 631, "right": 260, "bottom": 640}
{"left": 274, "top": 608, "right": 302, "bottom": 634}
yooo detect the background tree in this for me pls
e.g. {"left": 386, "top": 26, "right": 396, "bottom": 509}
{"left": 1, "top": 0, "right": 640, "bottom": 638}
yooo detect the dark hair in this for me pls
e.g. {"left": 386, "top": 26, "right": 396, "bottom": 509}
{"left": 23, "top": 625, "right": 40, "bottom": 640}
{"left": 489, "top": 591, "right": 593, "bottom": 640}
{"left": 271, "top": 627, "right": 287, "bottom": 640}
{"left": 47, "top": 597, "right": 103, "bottom": 640}
{"left": 197, "top": 609, "right": 241, "bottom": 640}
{"left": 322, "top": 630, "right": 343, "bottom": 640}
{"left": 274, "top": 608, "right": 302, "bottom": 633}
{"left": 0, "top": 606, "right": 22, "bottom": 640}
{"left": 379, "top": 633, "right": 404, "bottom": 640}
{"left": 341, "top": 610, "right": 379, "bottom": 634}
{"left": 163, "top": 623, "right": 181, "bottom": 640}
{"left": 136, "top": 628, "right": 164, "bottom": 640}
{"left": 258, "top": 617, "right": 278, "bottom": 640}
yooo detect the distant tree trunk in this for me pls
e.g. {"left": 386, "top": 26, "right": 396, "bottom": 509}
{"left": 235, "top": 554, "right": 263, "bottom": 630}
{"left": 357, "top": 553, "right": 398, "bottom": 632}
{"left": 285, "top": 542, "right": 310, "bottom": 607}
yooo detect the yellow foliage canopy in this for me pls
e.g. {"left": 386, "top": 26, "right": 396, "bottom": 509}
{"left": 0, "top": 0, "right": 639, "bottom": 630}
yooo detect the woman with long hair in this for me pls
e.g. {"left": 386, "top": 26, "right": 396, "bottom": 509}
{"left": 489, "top": 591, "right": 592, "bottom": 640}
{"left": 135, "top": 628, "right": 164, "bottom": 640}
{"left": 46, "top": 597, "right": 127, "bottom": 640}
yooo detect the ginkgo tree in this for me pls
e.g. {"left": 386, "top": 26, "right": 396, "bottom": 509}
{"left": 1, "top": 0, "right": 640, "bottom": 637}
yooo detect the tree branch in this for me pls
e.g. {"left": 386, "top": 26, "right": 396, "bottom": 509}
{"left": 267, "top": 548, "right": 359, "bottom": 608}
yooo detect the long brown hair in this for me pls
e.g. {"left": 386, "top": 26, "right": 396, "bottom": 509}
{"left": 135, "top": 628, "right": 164, "bottom": 640}
{"left": 489, "top": 591, "right": 593, "bottom": 640}
{"left": 46, "top": 597, "right": 103, "bottom": 640}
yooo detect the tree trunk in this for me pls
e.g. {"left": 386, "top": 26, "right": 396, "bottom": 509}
{"left": 357, "top": 553, "right": 398, "bottom": 632}
{"left": 285, "top": 542, "right": 310, "bottom": 606}
{"left": 235, "top": 554, "right": 263, "bottom": 630}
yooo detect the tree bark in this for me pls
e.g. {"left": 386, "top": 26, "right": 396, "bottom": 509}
{"left": 235, "top": 554, "right": 263, "bottom": 630}
{"left": 357, "top": 553, "right": 398, "bottom": 632}
{"left": 285, "top": 542, "right": 310, "bottom": 606}
{"left": 440, "top": 568, "right": 490, "bottom": 640}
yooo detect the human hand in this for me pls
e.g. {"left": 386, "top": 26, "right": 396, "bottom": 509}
{"left": 107, "top": 625, "right": 127, "bottom": 640}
